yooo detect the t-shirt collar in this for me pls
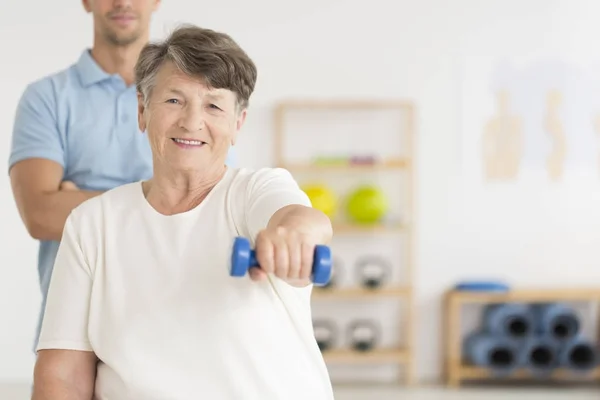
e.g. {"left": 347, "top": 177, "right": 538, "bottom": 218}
{"left": 76, "top": 49, "right": 115, "bottom": 87}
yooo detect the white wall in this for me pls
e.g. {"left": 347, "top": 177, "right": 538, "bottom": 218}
{"left": 1, "top": 0, "right": 600, "bottom": 384}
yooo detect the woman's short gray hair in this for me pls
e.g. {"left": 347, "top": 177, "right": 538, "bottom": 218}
{"left": 135, "top": 24, "right": 257, "bottom": 110}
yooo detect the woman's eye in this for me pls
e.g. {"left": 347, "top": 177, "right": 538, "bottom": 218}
{"left": 209, "top": 104, "right": 221, "bottom": 110}
{"left": 166, "top": 99, "right": 179, "bottom": 104}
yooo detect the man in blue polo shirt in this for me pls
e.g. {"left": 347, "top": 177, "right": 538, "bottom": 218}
{"left": 8, "top": 0, "right": 237, "bottom": 352}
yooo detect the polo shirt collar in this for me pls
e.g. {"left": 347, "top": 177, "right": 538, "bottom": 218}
{"left": 76, "top": 49, "right": 113, "bottom": 87}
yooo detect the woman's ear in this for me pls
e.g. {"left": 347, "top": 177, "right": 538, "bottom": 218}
{"left": 137, "top": 93, "right": 147, "bottom": 133}
{"left": 231, "top": 108, "right": 247, "bottom": 145}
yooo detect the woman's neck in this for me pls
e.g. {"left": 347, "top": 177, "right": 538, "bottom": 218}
{"left": 143, "top": 166, "right": 227, "bottom": 215}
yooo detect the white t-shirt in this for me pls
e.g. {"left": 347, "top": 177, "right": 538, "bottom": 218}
{"left": 37, "top": 167, "right": 334, "bottom": 400}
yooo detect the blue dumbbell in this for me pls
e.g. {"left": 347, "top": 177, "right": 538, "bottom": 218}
{"left": 230, "top": 236, "right": 332, "bottom": 286}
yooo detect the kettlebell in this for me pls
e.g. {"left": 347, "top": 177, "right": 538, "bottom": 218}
{"left": 313, "top": 319, "right": 338, "bottom": 352}
{"left": 355, "top": 255, "right": 391, "bottom": 289}
{"left": 321, "top": 257, "right": 342, "bottom": 289}
{"left": 347, "top": 319, "right": 381, "bottom": 352}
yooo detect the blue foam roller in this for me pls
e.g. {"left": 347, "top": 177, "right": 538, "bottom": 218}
{"left": 533, "top": 303, "right": 581, "bottom": 342}
{"left": 464, "top": 332, "right": 520, "bottom": 376}
{"left": 520, "top": 336, "right": 561, "bottom": 377}
{"left": 559, "top": 337, "right": 599, "bottom": 373}
{"left": 230, "top": 237, "right": 332, "bottom": 286}
{"left": 483, "top": 303, "right": 535, "bottom": 339}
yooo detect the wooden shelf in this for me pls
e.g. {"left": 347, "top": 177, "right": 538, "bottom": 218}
{"left": 275, "top": 99, "right": 414, "bottom": 110}
{"left": 280, "top": 159, "right": 409, "bottom": 172}
{"left": 312, "top": 286, "right": 411, "bottom": 299}
{"left": 448, "top": 288, "right": 600, "bottom": 304}
{"left": 459, "top": 366, "right": 600, "bottom": 381}
{"left": 275, "top": 98, "right": 416, "bottom": 386}
{"left": 322, "top": 348, "right": 409, "bottom": 364}
{"left": 444, "top": 287, "right": 600, "bottom": 388}
{"left": 333, "top": 222, "right": 406, "bottom": 233}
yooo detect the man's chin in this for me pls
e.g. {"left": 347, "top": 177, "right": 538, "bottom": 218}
{"left": 106, "top": 31, "right": 141, "bottom": 47}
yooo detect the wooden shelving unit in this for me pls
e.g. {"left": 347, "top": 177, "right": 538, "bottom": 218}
{"left": 273, "top": 99, "right": 416, "bottom": 385}
{"left": 281, "top": 159, "right": 409, "bottom": 172}
{"left": 333, "top": 222, "right": 406, "bottom": 234}
{"left": 322, "top": 348, "right": 410, "bottom": 364}
{"left": 444, "top": 287, "right": 600, "bottom": 388}
{"left": 312, "top": 286, "right": 412, "bottom": 299}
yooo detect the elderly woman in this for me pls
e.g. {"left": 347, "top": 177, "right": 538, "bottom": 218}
{"left": 32, "top": 25, "right": 334, "bottom": 400}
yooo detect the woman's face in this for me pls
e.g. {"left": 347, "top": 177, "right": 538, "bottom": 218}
{"left": 138, "top": 61, "right": 246, "bottom": 173}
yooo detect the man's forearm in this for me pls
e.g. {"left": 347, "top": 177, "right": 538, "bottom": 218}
{"left": 32, "top": 381, "right": 87, "bottom": 400}
{"left": 28, "top": 190, "right": 103, "bottom": 241}
{"left": 32, "top": 372, "right": 95, "bottom": 400}
{"left": 32, "top": 363, "right": 94, "bottom": 400}
{"left": 32, "top": 350, "right": 97, "bottom": 400}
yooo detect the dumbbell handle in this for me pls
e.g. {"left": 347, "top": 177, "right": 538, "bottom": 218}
{"left": 230, "top": 237, "right": 332, "bottom": 286}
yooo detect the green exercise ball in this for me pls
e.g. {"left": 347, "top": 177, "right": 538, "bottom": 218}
{"left": 346, "top": 185, "right": 388, "bottom": 224}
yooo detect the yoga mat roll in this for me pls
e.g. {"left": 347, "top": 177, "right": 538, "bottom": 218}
{"left": 534, "top": 303, "right": 581, "bottom": 342}
{"left": 520, "top": 336, "right": 560, "bottom": 377}
{"left": 559, "top": 337, "right": 599, "bottom": 373}
{"left": 483, "top": 303, "right": 535, "bottom": 339}
{"left": 464, "top": 332, "right": 520, "bottom": 376}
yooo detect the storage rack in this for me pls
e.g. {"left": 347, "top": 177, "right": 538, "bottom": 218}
{"left": 273, "top": 99, "right": 417, "bottom": 385}
{"left": 443, "top": 287, "right": 600, "bottom": 388}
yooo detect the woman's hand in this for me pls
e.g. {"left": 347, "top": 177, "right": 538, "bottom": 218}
{"left": 251, "top": 226, "right": 317, "bottom": 286}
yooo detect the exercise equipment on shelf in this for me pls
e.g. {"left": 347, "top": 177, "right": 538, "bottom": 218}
{"left": 483, "top": 303, "right": 535, "bottom": 339}
{"left": 313, "top": 319, "right": 338, "bottom": 352}
{"left": 230, "top": 237, "right": 332, "bottom": 286}
{"left": 454, "top": 280, "right": 510, "bottom": 292}
{"left": 312, "top": 156, "right": 349, "bottom": 166}
{"left": 320, "top": 256, "right": 343, "bottom": 289}
{"left": 301, "top": 184, "right": 337, "bottom": 218}
{"left": 349, "top": 155, "right": 377, "bottom": 165}
{"left": 533, "top": 303, "right": 581, "bottom": 342}
{"left": 446, "top": 288, "right": 600, "bottom": 388}
{"left": 559, "top": 337, "right": 599, "bottom": 373}
{"left": 462, "top": 300, "right": 599, "bottom": 378}
{"left": 347, "top": 319, "right": 381, "bottom": 352}
{"left": 346, "top": 184, "right": 389, "bottom": 224}
{"left": 275, "top": 99, "right": 416, "bottom": 386}
{"left": 464, "top": 332, "right": 521, "bottom": 376}
{"left": 355, "top": 255, "right": 391, "bottom": 289}
{"left": 520, "top": 336, "right": 561, "bottom": 377}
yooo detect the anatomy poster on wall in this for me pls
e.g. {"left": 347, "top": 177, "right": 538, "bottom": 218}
{"left": 460, "top": 56, "right": 600, "bottom": 185}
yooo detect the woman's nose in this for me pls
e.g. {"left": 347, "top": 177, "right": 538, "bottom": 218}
{"left": 179, "top": 108, "right": 205, "bottom": 132}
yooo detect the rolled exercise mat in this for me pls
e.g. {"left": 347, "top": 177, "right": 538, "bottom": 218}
{"left": 464, "top": 332, "right": 520, "bottom": 376}
{"left": 520, "top": 336, "right": 561, "bottom": 377}
{"left": 533, "top": 303, "right": 581, "bottom": 342}
{"left": 483, "top": 303, "right": 535, "bottom": 339}
{"left": 454, "top": 281, "right": 510, "bottom": 293}
{"left": 559, "top": 337, "right": 599, "bottom": 373}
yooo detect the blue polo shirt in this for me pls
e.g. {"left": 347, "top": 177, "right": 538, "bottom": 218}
{"left": 9, "top": 49, "right": 237, "bottom": 350}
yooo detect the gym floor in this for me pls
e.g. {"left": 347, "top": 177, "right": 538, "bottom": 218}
{"left": 1, "top": 383, "right": 597, "bottom": 399}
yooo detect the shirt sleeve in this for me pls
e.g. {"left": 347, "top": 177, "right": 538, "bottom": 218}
{"left": 244, "top": 168, "right": 312, "bottom": 241}
{"left": 36, "top": 211, "right": 94, "bottom": 353}
{"left": 242, "top": 168, "right": 315, "bottom": 304}
{"left": 8, "top": 80, "right": 65, "bottom": 172}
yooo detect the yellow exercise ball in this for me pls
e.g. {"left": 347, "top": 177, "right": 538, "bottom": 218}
{"left": 302, "top": 184, "right": 337, "bottom": 218}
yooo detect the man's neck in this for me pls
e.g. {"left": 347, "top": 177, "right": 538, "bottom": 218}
{"left": 90, "top": 38, "right": 147, "bottom": 86}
